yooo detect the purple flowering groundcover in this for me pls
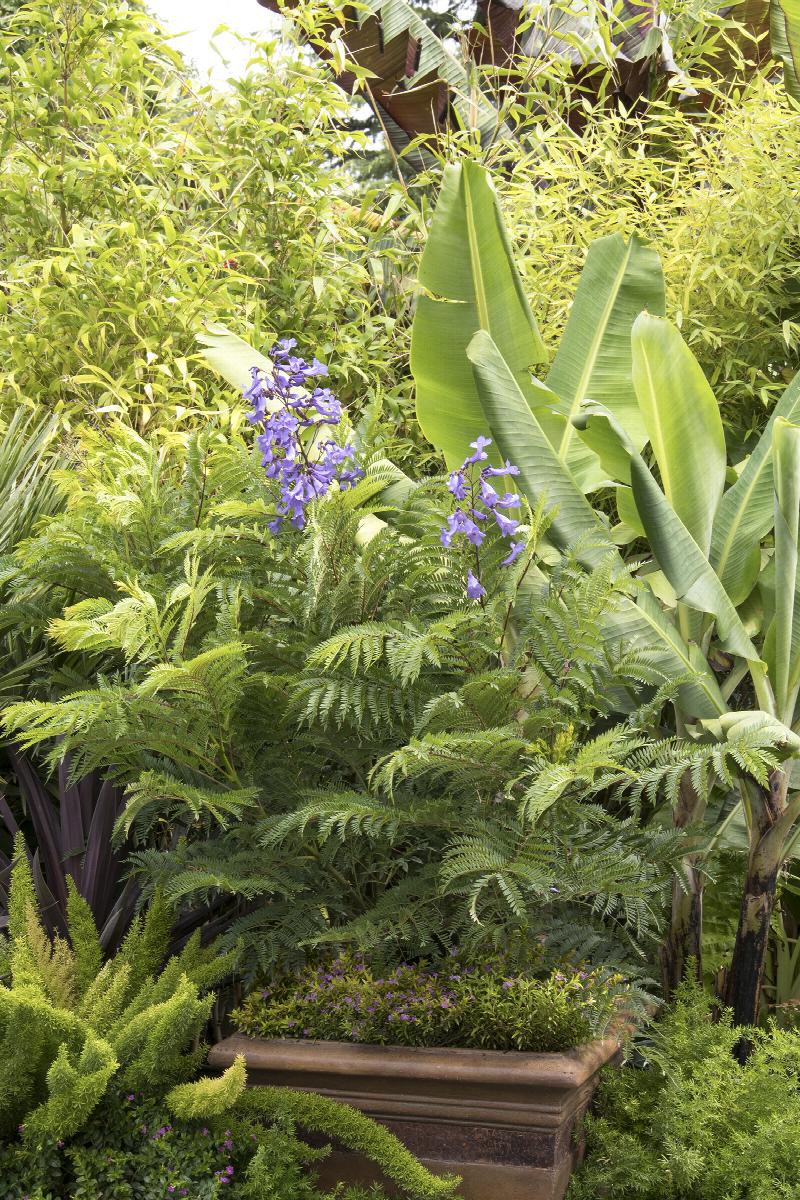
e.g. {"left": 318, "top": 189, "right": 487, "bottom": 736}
{"left": 234, "top": 954, "right": 624, "bottom": 1054}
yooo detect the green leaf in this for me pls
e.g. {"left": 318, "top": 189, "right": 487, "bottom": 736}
{"left": 711, "top": 369, "right": 800, "bottom": 604}
{"left": 467, "top": 331, "right": 605, "bottom": 560}
{"left": 771, "top": 0, "right": 800, "bottom": 103}
{"left": 631, "top": 314, "right": 726, "bottom": 556}
{"left": 411, "top": 162, "right": 545, "bottom": 470}
{"left": 771, "top": 418, "right": 800, "bottom": 722}
{"left": 700, "top": 711, "right": 800, "bottom": 757}
{"left": 581, "top": 407, "right": 761, "bottom": 662}
{"left": 606, "top": 590, "right": 727, "bottom": 719}
{"left": 197, "top": 323, "right": 272, "bottom": 393}
{"left": 545, "top": 233, "right": 665, "bottom": 480}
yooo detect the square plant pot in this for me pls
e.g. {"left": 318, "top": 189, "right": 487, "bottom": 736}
{"left": 208, "top": 1035, "right": 619, "bottom": 1200}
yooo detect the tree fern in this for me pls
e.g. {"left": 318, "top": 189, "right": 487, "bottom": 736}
{"left": 3, "top": 422, "right": 771, "bottom": 978}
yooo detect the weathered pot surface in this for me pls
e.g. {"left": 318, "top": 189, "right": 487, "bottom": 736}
{"left": 209, "top": 1035, "right": 620, "bottom": 1200}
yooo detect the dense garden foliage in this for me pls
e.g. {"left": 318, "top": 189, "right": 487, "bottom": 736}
{"left": 2, "top": 0, "right": 800, "bottom": 1196}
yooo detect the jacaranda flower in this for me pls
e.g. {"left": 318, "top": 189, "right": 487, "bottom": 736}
{"left": 440, "top": 437, "right": 524, "bottom": 599}
{"left": 466, "top": 571, "right": 487, "bottom": 600}
{"left": 244, "top": 342, "right": 363, "bottom": 533}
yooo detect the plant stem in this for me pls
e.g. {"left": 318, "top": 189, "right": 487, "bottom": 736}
{"left": 660, "top": 771, "right": 705, "bottom": 1000}
{"left": 726, "top": 767, "right": 788, "bottom": 1040}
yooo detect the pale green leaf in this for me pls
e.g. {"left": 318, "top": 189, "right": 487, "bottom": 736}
{"left": 411, "top": 162, "right": 545, "bottom": 470}
{"left": 631, "top": 314, "right": 725, "bottom": 556}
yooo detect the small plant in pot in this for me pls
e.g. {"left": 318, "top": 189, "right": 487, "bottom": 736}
{"left": 234, "top": 953, "right": 625, "bottom": 1053}
{"left": 214, "top": 953, "right": 629, "bottom": 1200}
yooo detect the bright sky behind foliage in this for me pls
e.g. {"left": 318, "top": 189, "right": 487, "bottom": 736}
{"left": 148, "top": 0, "right": 279, "bottom": 86}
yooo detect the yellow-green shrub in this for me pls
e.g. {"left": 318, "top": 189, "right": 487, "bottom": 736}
{"left": 498, "top": 77, "right": 800, "bottom": 440}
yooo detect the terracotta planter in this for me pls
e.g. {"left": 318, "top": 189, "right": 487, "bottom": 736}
{"left": 208, "top": 1035, "right": 619, "bottom": 1200}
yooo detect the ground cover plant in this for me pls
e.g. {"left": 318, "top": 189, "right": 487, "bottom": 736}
{"left": 568, "top": 979, "right": 800, "bottom": 1200}
{"left": 235, "top": 954, "right": 622, "bottom": 1052}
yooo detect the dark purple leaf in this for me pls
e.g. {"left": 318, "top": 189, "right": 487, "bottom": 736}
{"left": 9, "top": 747, "right": 67, "bottom": 912}
{"left": 0, "top": 791, "right": 20, "bottom": 838}
{"left": 58, "top": 756, "right": 85, "bottom": 889}
{"left": 99, "top": 877, "right": 141, "bottom": 955}
{"left": 32, "top": 849, "right": 67, "bottom": 938}
{"left": 82, "top": 779, "right": 125, "bottom": 923}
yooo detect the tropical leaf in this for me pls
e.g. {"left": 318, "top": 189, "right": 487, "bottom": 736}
{"left": 467, "top": 331, "right": 605, "bottom": 560}
{"left": 607, "top": 591, "right": 727, "bottom": 720}
{"left": 711, "top": 369, "right": 800, "bottom": 605}
{"left": 329, "top": 0, "right": 510, "bottom": 167}
{"left": 544, "top": 233, "right": 665, "bottom": 489}
{"left": 411, "top": 161, "right": 545, "bottom": 470}
{"left": 771, "top": 0, "right": 800, "bottom": 102}
{"left": 770, "top": 419, "right": 800, "bottom": 722}
{"left": 631, "top": 314, "right": 726, "bottom": 556}
{"left": 197, "top": 324, "right": 273, "bottom": 393}
{"left": 581, "top": 407, "right": 761, "bottom": 661}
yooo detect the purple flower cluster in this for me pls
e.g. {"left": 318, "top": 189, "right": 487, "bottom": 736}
{"left": 441, "top": 437, "right": 524, "bottom": 600}
{"left": 211, "top": 1129, "right": 236, "bottom": 1186}
{"left": 244, "top": 339, "right": 362, "bottom": 532}
{"left": 249, "top": 956, "right": 461, "bottom": 1047}
{"left": 235, "top": 952, "right": 620, "bottom": 1053}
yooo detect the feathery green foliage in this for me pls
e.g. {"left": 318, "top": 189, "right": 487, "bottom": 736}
{"left": 0, "top": 851, "right": 453, "bottom": 1199}
{"left": 569, "top": 979, "right": 800, "bottom": 1199}
{"left": 0, "top": 426, "right": 727, "bottom": 981}
{"left": 491, "top": 78, "right": 800, "bottom": 442}
{"left": 0, "top": 0, "right": 411, "bottom": 430}
{"left": 0, "top": 840, "right": 234, "bottom": 1141}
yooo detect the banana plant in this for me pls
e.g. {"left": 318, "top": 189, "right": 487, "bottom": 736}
{"left": 771, "top": 0, "right": 800, "bottom": 103}
{"left": 572, "top": 324, "right": 800, "bottom": 1029}
{"left": 411, "top": 159, "right": 665, "bottom": 490}
{"left": 410, "top": 161, "right": 800, "bottom": 1025}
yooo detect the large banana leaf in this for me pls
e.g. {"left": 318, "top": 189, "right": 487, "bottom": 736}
{"left": 358, "top": 0, "right": 508, "bottom": 144}
{"left": 710, "top": 369, "right": 800, "bottom": 605}
{"left": 544, "top": 233, "right": 665, "bottom": 485}
{"left": 468, "top": 333, "right": 733, "bottom": 711}
{"left": 582, "top": 407, "right": 761, "bottom": 661}
{"left": 771, "top": 418, "right": 800, "bottom": 722}
{"left": 771, "top": 0, "right": 800, "bottom": 102}
{"left": 631, "top": 314, "right": 725, "bottom": 556}
{"left": 411, "top": 162, "right": 545, "bottom": 470}
{"left": 607, "top": 590, "right": 727, "bottom": 719}
{"left": 467, "top": 331, "right": 604, "bottom": 558}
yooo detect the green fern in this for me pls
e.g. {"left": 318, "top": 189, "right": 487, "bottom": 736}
{"left": 2, "top": 423, "right": 764, "bottom": 978}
